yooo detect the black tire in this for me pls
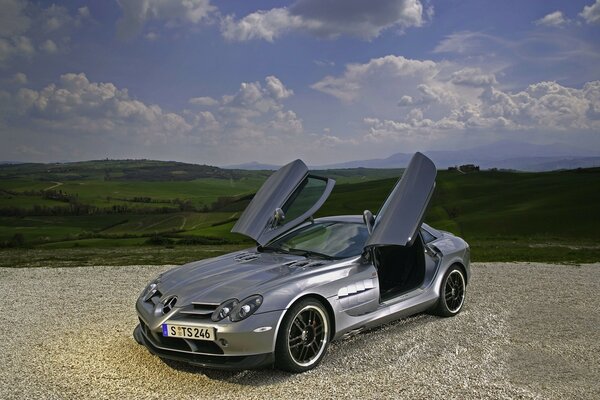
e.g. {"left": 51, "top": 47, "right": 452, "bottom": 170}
{"left": 432, "top": 265, "right": 466, "bottom": 317}
{"left": 274, "top": 298, "right": 331, "bottom": 373}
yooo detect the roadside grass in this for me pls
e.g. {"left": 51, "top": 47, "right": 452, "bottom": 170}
{"left": 0, "top": 244, "right": 248, "bottom": 268}
{"left": 470, "top": 238, "right": 600, "bottom": 263}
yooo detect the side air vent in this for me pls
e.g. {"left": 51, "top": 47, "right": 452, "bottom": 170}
{"left": 234, "top": 252, "right": 260, "bottom": 262}
{"left": 285, "top": 260, "right": 326, "bottom": 269}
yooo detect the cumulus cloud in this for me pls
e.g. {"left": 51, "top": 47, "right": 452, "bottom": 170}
{"left": 221, "top": 0, "right": 426, "bottom": 42}
{"left": 11, "top": 73, "right": 193, "bottom": 141}
{"left": 534, "top": 11, "right": 567, "bottom": 27}
{"left": 580, "top": 0, "right": 600, "bottom": 24}
{"left": 450, "top": 67, "right": 497, "bottom": 87}
{"left": 0, "top": 36, "right": 34, "bottom": 63}
{"left": 1, "top": 72, "right": 302, "bottom": 160}
{"left": 0, "top": 0, "right": 31, "bottom": 37}
{"left": 40, "top": 39, "right": 57, "bottom": 53}
{"left": 116, "top": 0, "right": 217, "bottom": 39}
{"left": 40, "top": 4, "right": 73, "bottom": 32}
{"left": 312, "top": 55, "right": 438, "bottom": 102}
{"left": 0, "top": 1, "right": 86, "bottom": 65}
{"left": 312, "top": 54, "right": 600, "bottom": 145}
{"left": 265, "top": 75, "right": 294, "bottom": 99}
{"left": 364, "top": 80, "right": 600, "bottom": 142}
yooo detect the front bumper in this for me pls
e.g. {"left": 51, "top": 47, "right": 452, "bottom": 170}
{"left": 135, "top": 295, "right": 283, "bottom": 370}
{"left": 133, "top": 324, "right": 274, "bottom": 370}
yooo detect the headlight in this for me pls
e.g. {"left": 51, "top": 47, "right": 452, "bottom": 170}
{"left": 230, "top": 295, "right": 263, "bottom": 322}
{"left": 142, "top": 275, "right": 162, "bottom": 300}
{"left": 211, "top": 298, "right": 239, "bottom": 322}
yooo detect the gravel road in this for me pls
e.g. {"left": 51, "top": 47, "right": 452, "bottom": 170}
{"left": 0, "top": 262, "right": 598, "bottom": 399}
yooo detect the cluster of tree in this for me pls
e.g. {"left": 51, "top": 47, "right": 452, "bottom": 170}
{"left": 0, "top": 203, "right": 178, "bottom": 217}
{"left": 106, "top": 196, "right": 172, "bottom": 204}
{"left": 1, "top": 233, "right": 26, "bottom": 248}
{"left": 117, "top": 165, "right": 244, "bottom": 181}
{"left": 145, "top": 234, "right": 237, "bottom": 246}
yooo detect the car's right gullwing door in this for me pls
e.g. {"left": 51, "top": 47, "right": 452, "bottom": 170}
{"left": 364, "top": 152, "right": 437, "bottom": 248}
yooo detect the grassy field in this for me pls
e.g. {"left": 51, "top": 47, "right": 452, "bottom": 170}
{"left": 1, "top": 160, "right": 598, "bottom": 266}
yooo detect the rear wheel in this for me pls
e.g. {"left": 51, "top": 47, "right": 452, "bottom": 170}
{"left": 433, "top": 266, "right": 466, "bottom": 317}
{"left": 275, "top": 298, "right": 330, "bottom": 373}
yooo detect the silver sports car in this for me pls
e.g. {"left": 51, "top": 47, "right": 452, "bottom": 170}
{"left": 134, "top": 152, "right": 470, "bottom": 372}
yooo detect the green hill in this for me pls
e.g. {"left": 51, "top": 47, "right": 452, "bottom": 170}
{"left": 1, "top": 160, "right": 599, "bottom": 265}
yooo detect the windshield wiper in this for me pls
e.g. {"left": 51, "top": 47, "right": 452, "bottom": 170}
{"left": 257, "top": 245, "right": 287, "bottom": 254}
{"left": 286, "top": 248, "right": 335, "bottom": 260}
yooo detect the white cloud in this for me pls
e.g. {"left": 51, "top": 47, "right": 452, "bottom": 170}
{"left": 78, "top": 6, "right": 90, "bottom": 19}
{"left": 311, "top": 55, "right": 438, "bottom": 102}
{"left": 581, "top": 0, "right": 600, "bottom": 24}
{"left": 0, "top": 1, "right": 85, "bottom": 65}
{"left": 534, "top": 11, "right": 567, "bottom": 27}
{"left": 221, "top": 0, "right": 427, "bottom": 42}
{"left": 265, "top": 75, "right": 293, "bottom": 99}
{"left": 0, "top": 36, "right": 34, "bottom": 63}
{"left": 312, "top": 54, "right": 600, "bottom": 146}
{"left": 11, "top": 73, "right": 193, "bottom": 141}
{"left": 40, "top": 39, "right": 57, "bottom": 54}
{"left": 189, "top": 96, "right": 219, "bottom": 106}
{"left": 221, "top": 9, "right": 304, "bottom": 42}
{"left": 144, "top": 32, "right": 159, "bottom": 41}
{"left": 1, "top": 72, "right": 302, "bottom": 161}
{"left": 40, "top": 4, "right": 73, "bottom": 32}
{"left": 433, "top": 31, "right": 501, "bottom": 54}
{"left": 116, "top": 0, "right": 217, "bottom": 39}
{"left": 11, "top": 72, "right": 27, "bottom": 84}
{"left": 450, "top": 67, "right": 497, "bottom": 87}
{"left": 0, "top": 0, "right": 31, "bottom": 37}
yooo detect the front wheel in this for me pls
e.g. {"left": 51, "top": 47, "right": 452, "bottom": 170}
{"left": 432, "top": 266, "right": 466, "bottom": 317}
{"left": 275, "top": 298, "right": 330, "bottom": 373}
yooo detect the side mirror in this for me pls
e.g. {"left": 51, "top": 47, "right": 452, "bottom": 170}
{"left": 363, "top": 210, "right": 374, "bottom": 234}
{"left": 272, "top": 207, "right": 285, "bottom": 227}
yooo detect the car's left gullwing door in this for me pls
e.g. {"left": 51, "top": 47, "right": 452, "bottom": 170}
{"left": 364, "top": 152, "right": 437, "bottom": 248}
{"left": 231, "top": 159, "right": 335, "bottom": 245}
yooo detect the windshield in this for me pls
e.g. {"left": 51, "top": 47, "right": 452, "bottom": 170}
{"left": 263, "top": 221, "right": 369, "bottom": 259}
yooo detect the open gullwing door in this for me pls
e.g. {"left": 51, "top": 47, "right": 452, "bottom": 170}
{"left": 231, "top": 159, "right": 335, "bottom": 245}
{"left": 364, "top": 152, "right": 437, "bottom": 248}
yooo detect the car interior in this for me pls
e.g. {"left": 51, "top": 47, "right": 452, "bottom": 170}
{"left": 372, "top": 233, "right": 426, "bottom": 301}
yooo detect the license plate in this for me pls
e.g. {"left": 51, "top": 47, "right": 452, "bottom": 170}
{"left": 162, "top": 324, "right": 215, "bottom": 341}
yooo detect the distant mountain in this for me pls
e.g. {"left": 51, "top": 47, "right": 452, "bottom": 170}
{"left": 316, "top": 140, "right": 600, "bottom": 171}
{"left": 224, "top": 161, "right": 280, "bottom": 170}
{"left": 0, "top": 161, "right": 25, "bottom": 165}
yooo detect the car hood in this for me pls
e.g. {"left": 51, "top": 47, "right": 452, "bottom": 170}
{"left": 156, "top": 249, "right": 334, "bottom": 305}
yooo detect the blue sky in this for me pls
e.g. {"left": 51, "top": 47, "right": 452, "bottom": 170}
{"left": 1, "top": 0, "right": 599, "bottom": 165}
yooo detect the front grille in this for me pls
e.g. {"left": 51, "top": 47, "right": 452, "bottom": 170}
{"left": 145, "top": 289, "right": 162, "bottom": 305}
{"left": 139, "top": 319, "right": 224, "bottom": 355}
{"left": 174, "top": 302, "right": 219, "bottom": 320}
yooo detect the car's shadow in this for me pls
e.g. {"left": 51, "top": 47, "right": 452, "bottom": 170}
{"left": 158, "top": 312, "right": 440, "bottom": 386}
{"left": 161, "top": 359, "right": 293, "bottom": 385}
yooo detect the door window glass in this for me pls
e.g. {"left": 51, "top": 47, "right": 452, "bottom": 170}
{"left": 281, "top": 176, "right": 328, "bottom": 223}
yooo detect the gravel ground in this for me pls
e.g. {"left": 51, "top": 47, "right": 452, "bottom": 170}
{"left": 0, "top": 262, "right": 598, "bottom": 399}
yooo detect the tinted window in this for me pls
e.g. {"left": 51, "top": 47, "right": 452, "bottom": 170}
{"left": 268, "top": 222, "right": 369, "bottom": 259}
{"left": 281, "top": 176, "right": 327, "bottom": 222}
{"left": 421, "top": 228, "right": 436, "bottom": 243}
